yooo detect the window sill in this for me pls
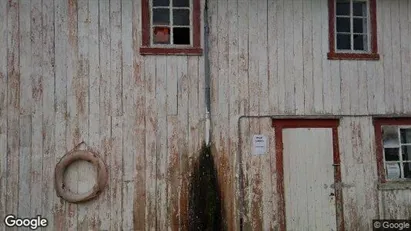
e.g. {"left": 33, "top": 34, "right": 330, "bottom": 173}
{"left": 327, "top": 52, "right": 380, "bottom": 61}
{"left": 378, "top": 181, "right": 411, "bottom": 191}
{"left": 140, "top": 47, "right": 203, "bottom": 56}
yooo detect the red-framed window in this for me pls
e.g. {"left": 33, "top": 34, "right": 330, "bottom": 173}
{"left": 328, "top": 0, "right": 380, "bottom": 60}
{"left": 140, "top": 0, "right": 202, "bottom": 55}
{"left": 374, "top": 118, "right": 411, "bottom": 183}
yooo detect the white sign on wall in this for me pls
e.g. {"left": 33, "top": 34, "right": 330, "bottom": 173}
{"left": 252, "top": 135, "right": 267, "bottom": 155}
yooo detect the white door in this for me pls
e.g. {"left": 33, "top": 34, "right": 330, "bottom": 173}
{"left": 283, "top": 128, "right": 337, "bottom": 231}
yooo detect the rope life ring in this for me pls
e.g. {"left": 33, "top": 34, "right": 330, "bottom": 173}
{"left": 54, "top": 143, "right": 108, "bottom": 203}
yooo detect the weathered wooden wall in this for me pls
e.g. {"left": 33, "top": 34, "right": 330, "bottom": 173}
{"left": 208, "top": 0, "right": 411, "bottom": 230}
{"left": 0, "top": 0, "right": 206, "bottom": 230}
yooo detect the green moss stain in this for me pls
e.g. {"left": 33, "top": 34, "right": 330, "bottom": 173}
{"left": 188, "top": 143, "right": 225, "bottom": 231}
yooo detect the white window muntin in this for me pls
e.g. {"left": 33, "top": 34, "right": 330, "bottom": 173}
{"left": 335, "top": 0, "right": 371, "bottom": 53}
{"left": 150, "top": 0, "right": 193, "bottom": 47}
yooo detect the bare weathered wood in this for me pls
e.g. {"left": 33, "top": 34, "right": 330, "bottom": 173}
{"left": 6, "top": 2, "right": 20, "bottom": 227}
{"left": 65, "top": 0, "right": 80, "bottom": 229}
{"left": 41, "top": 0, "right": 56, "bottom": 226}
{"left": 76, "top": 1, "right": 93, "bottom": 229}
{"left": 156, "top": 56, "right": 168, "bottom": 230}
{"left": 132, "top": 0, "right": 146, "bottom": 228}
{"left": 121, "top": 0, "right": 136, "bottom": 230}
{"left": 19, "top": 0, "right": 32, "bottom": 116}
{"left": 177, "top": 56, "right": 190, "bottom": 230}
{"left": 110, "top": 0, "right": 123, "bottom": 116}
{"left": 145, "top": 56, "right": 157, "bottom": 230}
{"left": 0, "top": 0, "right": 7, "bottom": 229}
{"left": 312, "top": 0, "right": 323, "bottom": 113}
{"left": 18, "top": 115, "right": 31, "bottom": 218}
{"left": 53, "top": 0, "right": 68, "bottom": 228}
{"left": 293, "top": 0, "right": 304, "bottom": 115}
{"left": 302, "top": 0, "right": 314, "bottom": 114}
{"left": 110, "top": 116, "right": 123, "bottom": 231}
{"left": 400, "top": 0, "right": 411, "bottom": 113}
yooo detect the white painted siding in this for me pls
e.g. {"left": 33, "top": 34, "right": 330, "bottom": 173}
{"left": 209, "top": 0, "right": 411, "bottom": 230}
{"left": 0, "top": 0, "right": 206, "bottom": 230}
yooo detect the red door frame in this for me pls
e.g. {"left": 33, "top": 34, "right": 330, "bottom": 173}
{"left": 272, "top": 119, "right": 345, "bottom": 231}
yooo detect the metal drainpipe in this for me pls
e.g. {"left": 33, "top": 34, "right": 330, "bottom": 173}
{"left": 237, "top": 113, "right": 410, "bottom": 230}
{"left": 204, "top": 0, "right": 211, "bottom": 146}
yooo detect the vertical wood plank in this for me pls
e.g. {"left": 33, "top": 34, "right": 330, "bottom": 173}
{"left": 98, "top": 1, "right": 112, "bottom": 227}
{"left": 53, "top": 0, "right": 68, "bottom": 228}
{"left": 227, "top": 0, "right": 239, "bottom": 228}
{"left": 358, "top": 61, "right": 368, "bottom": 114}
{"left": 17, "top": 0, "right": 31, "bottom": 222}
{"left": 156, "top": 56, "right": 168, "bottom": 230}
{"left": 86, "top": 0, "right": 100, "bottom": 229}
{"left": 400, "top": 0, "right": 411, "bottom": 113}
{"left": 41, "top": 0, "right": 56, "bottom": 225}
{"left": 321, "top": 0, "right": 332, "bottom": 113}
{"left": 268, "top": 0, "right": 278, "bottom": 114}
{"left": 302, "top": 0, "right": 313, "bottom": 114}
{"left": 18, "top": 115, "right": 31, "bottom": 219}
{"left": 145, "top": 56, "right": 157, "bottom": 231}
{"left": 375, "top": 0, "right": 385, "bottom": 114}
{"left": 76, "top": 0, "right": 93, "bottom": 229}
{"left": 330, "top": 60, "right": 341, "bottom": 114}
{"left": 30, "top": 0, "right": 44, "bottom": 218}
{"left": 366, "top": 62, "right": 377, "bottom": 114}
{"left": 284, "top": 0, "right": 295, "bottom": 114}
{"left": 66, "top": 0, "right": 79, "bottom": 229}
{"left": 19, "top": 0, "right": 32, "bottom": 116}
{"left": 121, "top": 0, "right": 136, "bottom": 230}
{"left": 167, "top": 115, "right": 179, "bottom": 231}
{"left": 276, "top": 0, "right": 285, "bottom": 114}
{"left": 340, "top": 61, "right": 352, "bottom": 114}
{"left": 293, "top": 0, "right": 304, "bottom": 115}
{"left": 132, "top": 0, "right": 146, "bottom": 228}
{"left": 177, "top": 57, "right": 189, "bottom": 230}
{"left": 382, "top": 0, "right": 394, "bottom": 113}
{"left": 217, "top": 0, "right": 232, "bottom": 228}
{"left": 248, "top": 0, "right": 262, "bottom": 228}
{"left": 6, "top": 0, "right": 20, "bottom": 226}
{"left": 312, "top": 0, "right": 323, "bottom": 113}
{"left": 110, "top": 0, "right": 123, "bottom": 116}
{"left": 390, "top": 0, "right": 403, "bottom": 113}
{"left": 237, "top": 0, "right": 250, "bottom": 228}
{"left": 110, "top": 116, "right": 123, "bottom": 231}
{"left": 260, "top": 118, "right": 274, "bottom": 230}
{"left": 100, "top": 0, "right": 111, "bottom": 116}
{"left": 0, "top": 0, "right": 7, "bottom": 229}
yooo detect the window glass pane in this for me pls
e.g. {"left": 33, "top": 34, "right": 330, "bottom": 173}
{"left": 173, "top": 27, "right": 190, "bottom": 45}
{"left": 353, "top": 1, "right": 367, "bottom": 16}
{"left": 173, "top": 0, "right": 189, "bottom": 7}
{"left": 153, "top": 9, "right": 170, "bottom": 25}
{"left": 337, "top": 34, "right": 351, "bottom": 50}
{"left": 173, "top": 9, "right": 190, "bottom": 26}
{"left": 153, "top": 27, "right": 170, "bottom": 44}
{"left": 382, "top": 126, "right": 399, "bottom": 146}
{"left": 353, "top": 34, "right": 366, "bottom": 50}
{"left": 153, "top": 0, "right": 169, "bottom": 7}
{"left": 385, "top": 148, "right": 400, "bottom": 161}
{"left": 353, "top": 18, "right": 366, "bottom": 33}
{"left": 404, "top": 163, "right": 411, "bottom": 179}
{"left": 402, "top": 146, "right": 411, "bottom": 161}
{"left": 337, "top": 17, "right": 350, "bottom": 32}
{"left": 400, "top": 129, "right": 411, "bottom": 144}
{"left": 336, "top": 1, "right": 350, "bottom": 16}
{"left": 386, "top": 162, "right": 401, "bottom": 179}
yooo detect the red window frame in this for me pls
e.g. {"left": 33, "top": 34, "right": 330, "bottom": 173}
{"left": 373, "top": 118, "right": 411, "bottom": 183}
{"left": 140, "top": 0, "right": 202, "bottom": 56}
{"left": 327, "top": 0, "right": 380, "bottom": 60}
